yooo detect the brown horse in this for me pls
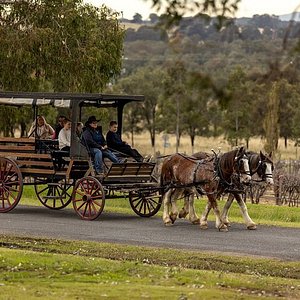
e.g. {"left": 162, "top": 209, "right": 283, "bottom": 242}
{"left": 161, "top": 147, "right": 251, "bottom": 231}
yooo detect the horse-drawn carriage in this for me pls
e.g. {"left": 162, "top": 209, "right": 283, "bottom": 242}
{"left": 0, "top": 92, "right": 162, "bottom": 220}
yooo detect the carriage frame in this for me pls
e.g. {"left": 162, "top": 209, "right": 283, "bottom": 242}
{"left": 0, "top": 91, "right": 162, "bottom": 220}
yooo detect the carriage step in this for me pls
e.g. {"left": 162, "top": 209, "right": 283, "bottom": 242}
{"left": 43, "top": 195, "right": 67, "bottom": 199}
{"left": 46, "top": 183, "right": 65, "bottom": 187}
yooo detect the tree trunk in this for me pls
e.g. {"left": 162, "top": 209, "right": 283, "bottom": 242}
{"left": 176, "top": 96, "right": 180, "bottom": 153}
{"left": 20, "top": 121, "right": 27, "bottom": 137}
{"left": 263, "top": 82, "right": 280, "bottom": 155}
{"left": 131, "top": 127, "right": 134, "bottom": 147}
{"left": 246, "top": 138, "right": 249, "bottom": 149}
{"left": 150, "top": 128, "right": 155, "bottom": 154}
{"left": 191, "top": 134, "right": 195, "bottom": 154}
{"left": 235, "top": 115, "right": 239, "bottom": 146}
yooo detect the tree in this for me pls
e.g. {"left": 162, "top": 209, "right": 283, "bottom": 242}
{"left": 161, "top": 60, "right": 187, "bottom": 152}
{"left": 0, "top": 0, "right": 124, "bottom": 92}
{"left": 149, "top": 13, "right": 159, "bottom": 24}
{"left": 0, "top": 0, "right": 124, "bottom": 136}
{"left": 132, "top": 13, "right": 143, "bottom": 23}
{"left": 263, "top": 82, "right": 280, "bottom": 154}
{"left": 223, "top": 67, "right": 255, "bottom": 147}
{"left": 112, "top": 66, "right": 166, "bottom": 153}
{"left": 278, "top": 80, "right": 300, "bottom": 148}
{"left": 182, "top": 71, "right": 220, "bottom": 152}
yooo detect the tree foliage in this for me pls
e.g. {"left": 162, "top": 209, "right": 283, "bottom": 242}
{"left": 0, "top": 0, "right": 124, "bottom": 92}
{"left": 0, "top": 0, "right": 124, "bottom": 135}
{"left": 112, "top": 66, "right": 166, "bottom": 150}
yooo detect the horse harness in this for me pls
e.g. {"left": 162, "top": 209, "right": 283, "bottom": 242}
{"left": 163, "top": 153, "right": 213, "bottom": 194}
{"left": 214, "top": 153, "right": 249, "bottom": 194}
{"left": 249, "top": 155, "right": 273, "bottom": 182}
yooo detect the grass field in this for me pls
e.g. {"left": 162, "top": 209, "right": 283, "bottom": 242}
{"left": 0, "top": 236, "right": 299, "bottom": 299}
{"left": 130, "top": 132, "right": 300, "bottom": 160}
{"left": 2, "top": 184, "right": 300, "bottom": 299}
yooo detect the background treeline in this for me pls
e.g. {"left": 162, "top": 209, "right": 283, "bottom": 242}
{"left": 113, "top": 12, "right": 300, "bottom": 154}
{"left": 1, "top": 1, "right": 300, "bottom": 156}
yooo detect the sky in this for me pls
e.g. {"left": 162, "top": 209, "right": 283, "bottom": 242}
{"left": 84, "top": 0, "right": 300, "bottom": 20}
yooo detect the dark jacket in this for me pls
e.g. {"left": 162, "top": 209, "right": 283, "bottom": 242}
{"left": 82, "top": 127, "right": 104, "bottom": 150}
{"left": 106, "top": 131, "right": 126, "bottom": 149}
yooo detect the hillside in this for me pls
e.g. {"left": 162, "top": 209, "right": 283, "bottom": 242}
{"left": 279, "top": 12, "right": 300, "bottom": 22}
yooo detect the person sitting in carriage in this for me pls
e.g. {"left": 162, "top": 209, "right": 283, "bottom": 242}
{"left": 106, "top": 120, "right": 144, "bottom": 162}
{"left": 28, "top": 115, "right": 55, "bottom": 139}
{"left": 58, "top": 118, "right": 71, "bottom": 153}
{"left": 82, "top": 116, "right": 120, "bottom": 176}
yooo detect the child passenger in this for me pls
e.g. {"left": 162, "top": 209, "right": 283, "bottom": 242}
{"left": 58, "top": 118, "right": 71, "bottom": 153}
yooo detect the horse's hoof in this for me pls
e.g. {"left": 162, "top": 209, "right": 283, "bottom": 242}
{"left": 247, "top": 224, "right": 257, "bottom": 230}
{"left": 200, "top": 223, "right": 208, "bottom": 229}
{"left": 218, "top": 224, "right": 228, "bottom": 232}
{"left": 170, "top": 214, "right": 177, "bottom": 224}
{"left": 223, "top": 221, "right": 231, "bottom": 227}
{"left": 179, "top": 211, "right": 188, "bottom": 219}
{"left": 164, "top": 221, "right": 173, "bottom": 227}
{"left": 191, "top": 219, "right": 200, "bottom": 225}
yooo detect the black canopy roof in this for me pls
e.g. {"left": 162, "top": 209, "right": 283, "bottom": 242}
{"left": 0, "top": 91, "right": 144, "bottom": 108}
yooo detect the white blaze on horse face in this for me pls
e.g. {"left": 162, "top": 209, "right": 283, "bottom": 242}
{"left": 240, "top": 157, "right": 251, "bottom": 183}
{"left": 265, "top": 162, "right": 274, "bottom": 185}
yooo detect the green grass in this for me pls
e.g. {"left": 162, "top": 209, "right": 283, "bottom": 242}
{"left": 21, "top": 186, "right": 300, "bottom": 228}
{"left": 0, "top": 236, "right": 299, "bottom": 299}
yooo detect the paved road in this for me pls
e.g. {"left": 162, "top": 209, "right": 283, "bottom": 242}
{"left": 0, "top": 205, "right": 299, "bottom": 261}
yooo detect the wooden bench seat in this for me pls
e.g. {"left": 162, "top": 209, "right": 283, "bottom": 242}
{"left": 104, "top": 162, "right": 155, "bottom": 183}
{"left": 0, "top": 137, "right": 35, "bottom": 144}
{"left": 0, "top": 137, "right": 36, "bottom": 153}
{"left": 0, "top": 137, "right": 69, "bottom": 176}
{"left": 0, "top": 152, "right": 51, "bottom": 159}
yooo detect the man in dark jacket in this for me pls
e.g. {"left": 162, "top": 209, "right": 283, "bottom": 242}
{"left": 106, "top": 120, "right": 143, "bottom": 162}
{"left": 82, "top": 116, "right": 120, "bottom": 175}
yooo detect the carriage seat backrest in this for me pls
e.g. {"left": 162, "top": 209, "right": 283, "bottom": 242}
{"left": 104, "top": 162, "right": 155, "bottom": 183}
{"left": 0, "top": 137, "right": 35, "bottom": 153}
{"left": 0, "top": 137, "right": 68, "bottom": 176}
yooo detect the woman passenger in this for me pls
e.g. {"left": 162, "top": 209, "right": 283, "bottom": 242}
{"left": 28, "top": 115, "right": 54, "bottom": 139}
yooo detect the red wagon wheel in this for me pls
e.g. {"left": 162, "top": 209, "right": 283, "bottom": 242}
{"left": 0, "top": 157, "right": 23, "bottom": 213}
{"left": 129, "top": 190, "right": 162, "bottom": 217}
{"left": 34, "top": 178, "right": 73, "bottom": 210}
{"left": 72, "top": 176, "right": 105, "bottom": 220}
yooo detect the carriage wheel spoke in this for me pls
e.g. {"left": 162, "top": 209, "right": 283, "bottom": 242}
{"left": 129, "top": 191, "right": 162, "bottom": 217}
{"left": 35, "top": 179, "right": 72, "bottom": 210}
{"left": 0, "top": 158, "right": 23, "bottom": 213}
{"left": 133, "top": 198, "right": 144, "bottom": 210}
{"left": 2, "top": 162, "right": 12, "bottom": 180}
{"left": 72, "top": 177, "right": 105, "bottom": 220}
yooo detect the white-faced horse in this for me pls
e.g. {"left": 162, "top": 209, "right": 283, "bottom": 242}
{"left": 220, "top": 151, "right": 274, "bottom": 228}
{"left": 191, "top": 150, "right": 274, "bottom": 230}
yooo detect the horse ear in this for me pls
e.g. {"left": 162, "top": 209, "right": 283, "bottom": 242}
{"left": 260, "top": 150, "right": 265, "bottom": 159}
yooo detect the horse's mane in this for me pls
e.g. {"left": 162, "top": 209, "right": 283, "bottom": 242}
{"left": 219, "top": 148, "right": 239, "bottom": 170}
